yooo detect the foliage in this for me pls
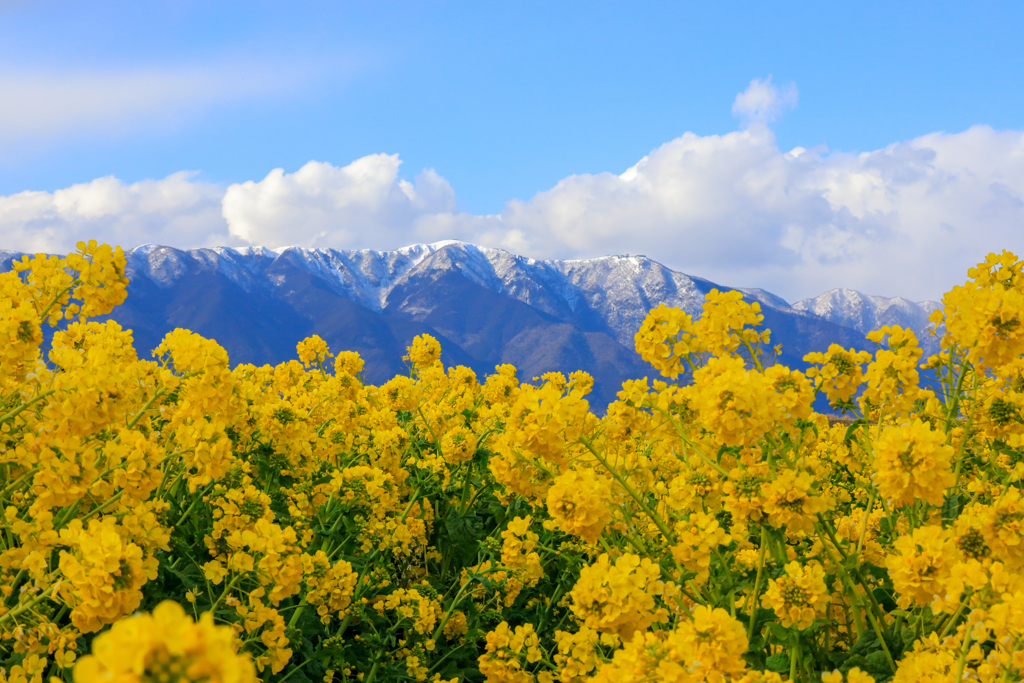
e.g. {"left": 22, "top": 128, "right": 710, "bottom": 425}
{"left": 2, "top": 242, "right": 1024, "bottom": 683}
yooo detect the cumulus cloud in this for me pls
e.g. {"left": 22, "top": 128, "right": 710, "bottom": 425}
{"left": 494, "top": 124, "right": 1024, "bottom": 301}
{"left": 213, "top": 124, "right": 1024, "bottom": 302}
{"left": 4, "top": 79, "right": 1024, "bottom": 302}
{"left": 221, "top": 155, "right": 463, "bottom": 250}
{"left": 0, "top": 172, "right": 234, "bottom": 253}
{"left": 732, "top": 76, "right": 798, "bottom": 125}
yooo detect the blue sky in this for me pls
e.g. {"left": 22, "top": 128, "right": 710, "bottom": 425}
{"left": 2, "top": 1, "right": 1024, "bottom": 301}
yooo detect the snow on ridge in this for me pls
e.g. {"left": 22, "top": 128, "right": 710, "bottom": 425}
{"left": 791, "top": 287, "right": 942, "bottom": 352}
{"left": 738, "top": 287, "right": 792, "bottom": 311}
{"left": 6, "top": 240, "right": 938, "bottom": 346}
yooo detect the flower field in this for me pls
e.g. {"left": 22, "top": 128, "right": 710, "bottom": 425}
{"left": 2, "top": 241, "right": 1024, "bottom": 683}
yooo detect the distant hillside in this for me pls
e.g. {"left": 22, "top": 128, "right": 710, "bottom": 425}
{"left": 792, "top": 288, "right": 941, "bottom": 354}
{"left": 3, "top": 241, "right": 890, "bottom": 411}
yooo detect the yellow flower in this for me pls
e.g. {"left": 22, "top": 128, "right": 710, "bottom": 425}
{"left": 376, "top": 588, "right": 443, "bottom": 636}
{"left": 762, "top": 469, "right": 831, "bottom": 535}
{"left": 722, "top": 466, "right": 768, "bottom": 524}
{"left": 0, "top": 654, "right": 48, "bottom": 683}
{"left": 553, "top": 626, "right": 618, "bottom": 681}
{"left": 939, "top": 250, "right": 1024, "bottom": 368}
{"left": 296, "top": 334, "right": 333, "bottom": 369}
{"left": 872, "top": 419, "right": 955, "bottom": 506}
{"left": 634, "top": 304, "right": 702, "bottom": 379}
{"left": 761, "top": 561, "right": 829, "bottom": 630}
{"left": 57, "top": 517, "right": 158, "bottom": 633}
{"left": 978, "top": 487, "right": 1024, "bottom": 569}
{"left": 690, "top": 356, "right": 784, "bottom": 446}
{"left": 821, "top": 667, "right": 875, "bottom": 683}
{"left": 478, "top": 622, "right": 543, "bottom": 683}
{"left": 885, "top": 525, "right": 958, "bottom": 609}
{"left": 379, "top": 375, "right": 422, "bottom": 412}
{"left": 73, "top": 601, "right": 256, "bottom": 683}
{"left": 440, "top": 424, "right": 477, "bottom": 465}
{"left": 203, "top": 560, "right": 228, "bottom": 585}
{"left": 443, "top": 612, "right": 469, "bottom": 642}
{"left": 891, "top": 632, "right": 960, "bottom": 683}
{"left": 501, "top": 516, "right": 544, "bottom": 587}
{"left": 0, "top": 272, "right": 43, "bottom": 384}
{"left": 804, "top": 344, "right": 873, "bottom": 406}
{"left": 568, "top": 553, "right": 669, "bottom": 640}
{"left": 860, "top": 326, "right": 932, "bottom": 419}
{"left": 546, "top": 468, "right": 613, "bottom": 544}
{"left": 490, "top": 378, "right": 593, "bottom": 501}
{"left": 406, "top": 334, "right": 443, "bottom": 369}
{"left": 333, "top": 349, "right": 365, "bottom": 376}
{"left": 588, "top": 606, "right": 750, "bottom": 683}
{"left": 303, "top": 551, "right": 358, "bottom": 624}
{"left": 670, "top": 511, "right": 730, "bottom": 584}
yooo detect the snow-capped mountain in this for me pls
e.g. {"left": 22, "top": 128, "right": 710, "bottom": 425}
{"left": 123, "top": 241, "right": 802, "bottom": 347}
{"left": 792, "top": 288, "right": 941, "bottom": 353}
{"left": 2, "top": 241, "right": 875, "bottom": 410}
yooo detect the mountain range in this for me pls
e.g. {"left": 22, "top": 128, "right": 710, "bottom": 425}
{"left": 0, "top": 242, "right": 941, "bottom": 411}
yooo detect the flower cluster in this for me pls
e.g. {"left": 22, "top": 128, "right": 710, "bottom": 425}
{"left": 5, "top": 244, "right": 1024, "bottom": 683}
{"left": 73, "top": 601, "right": 256, "bottom": 683}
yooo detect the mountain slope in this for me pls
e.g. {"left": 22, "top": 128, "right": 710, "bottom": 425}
{"left": 792, "top": 288, "right": 941, "bottom": 353}
{"left": 3, "top": 241, "right": 882, "bottom": 410}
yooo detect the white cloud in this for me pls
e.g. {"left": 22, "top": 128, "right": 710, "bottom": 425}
{"left": 221, "top": 155, "right": 461, "bottom": 250}
{"left": 732, "top": 76, "right": 798, "bottom": 125}
{"left": 492, "top": 124, "right": 1024, "bottom": 301}
{"left": 0, "top": 172, "right": 233, "bottom": 253}
{"left": 0, "top": 58, "right": 329, "bottom": 145}
{"left": 3, "top": 79, "right": 1024, "bottom": 302}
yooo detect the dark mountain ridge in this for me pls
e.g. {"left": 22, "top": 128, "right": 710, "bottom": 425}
{"left": 2, "top": 241, "right": 896, "bottom": 410}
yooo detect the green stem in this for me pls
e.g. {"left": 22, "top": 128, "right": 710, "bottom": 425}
{"left": 951, "top": 371, "right": 980, "bottom": 482}
{"left": 173, "top": 483, "right": 215, "bottom": 529}
{"left": 124, "top": 387, "right": 169, "bottom": 431}
{"left": 651, "top": 406, "right": 729, "bottom": 476}
{"left": 855, "top": 490, "right": 877, "bottom": 558}
{"left": 746, "top": 526, "right": 768, "bottom": 644}
{"left": 78, "top": 493, "right": 124, "bottom": 524}
{"left": 580, "top": 437, "right": 674, "bottom": 542}
{"left": 0, "top": 586, "right": 56, "bottom": 626}
{"left": 275, "top": 657, "right": 311, "bottom": 683}
{"left": 954, "top": 623, "right": 974, "bottom": 682}
{"left": 939, "top": 598, "right": 970, "bottom": 639}
{"left": 0, "top": 468, "right": 36, "bottom": 497}
{"left": 863, "top": 603, "right": 897, "bottom": 673}
{"left": 209, "top": 572, "right": 246, "bottom": 615}
{"left": 789, "top": 637, "right": 799, "bottom": 683}
{"left": 286, "top": 595, "right": 309, "bottom": 630}
{"left": 0, "top": 390, "right": 55, "bottom": 424}
{"left": 814, "top": 522, "right": 895, "bottom": 672}
{"left": 37, "top": 283, "right": 77, "bottom": 322}
{"left": 431, "top": 579, "right": 474, "bottom": 643}
{"left": 944, "top": 357, "right": 972, "bottom": 435}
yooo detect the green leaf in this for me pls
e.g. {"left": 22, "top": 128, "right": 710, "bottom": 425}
{"left": 765, "top": 653, "right": 789, "bottom": 673}
{"left": 873, "top": 586, "right": 898, "bottom": 612}
{"left": 438, "top": 510, "right": 484, "bottom": 569}
{"left": 942, "top": 493, "right": 963, "bottom": 523}
{"left": 843, "top": 419, "right": 868, "bottom": 446}
{"left": 865, "top": 650, "right": 892, "bottom": 674}
{"left": 900, "top": 627, "right": 918, "bottom": 648}
{"left": 827, "top": 652, "right": 851, "bottom": 668}
{"left": 765, "top": 622, "right": 790, "bottom": 642}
